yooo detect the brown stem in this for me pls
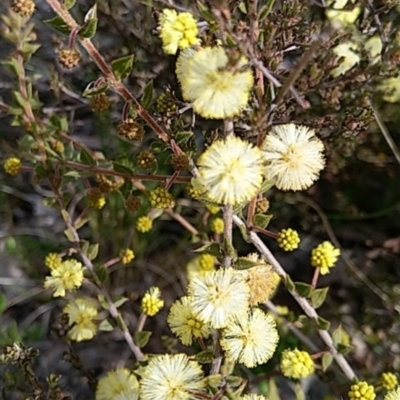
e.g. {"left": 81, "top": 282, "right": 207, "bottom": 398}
{"left": 311, "top": 267, "right": 320, "bottom": 290}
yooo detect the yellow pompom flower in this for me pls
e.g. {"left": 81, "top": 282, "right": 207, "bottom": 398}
{"left": 140, "top": 354, "right": 206, "bottom": 400}
{"left": 44, "top": 259, "right": 84, "bottom": 297}
{"left": 158, "top": 9, "right": 199, "bottom": 55}
{"left": 96, "top": 368, "right": 139, "bottom": 400}
{"left": 348, "top": 381, "right": 376, "bottom": 400}
{"left": 221, "top": 308, "right": 279, "bottom": 368}
{"left": 176, "top": 46, "right": 254, "bottom": 119}
{"left": 141, "top": 287, "right": 164, "bottom": 317}
{"left": 385, "top": 387, "right": 400, "bottom": 400}
{"left": 381, "top": 373, "right": 398, "bottom": 391}
{"left": 3, "top": 157, "right": 22, "bottom": 176}
{"left": 236, "top": 253, "right": 279, "bottom": 306}
{"left": 197, "top": 136, "right": 264, "bottom": 205}
{"left": 210, "top": 217, "right": 224, "bottom": 235}
{"left": 205, "top": 203, "right": 220, "bottom": 214}
{"left": 149, "top": 187, "right": 174, "bottom": 209}
{"left": 325, "top": 0, "right": 361, "bottom": 28}
{"left": 261, "top": 124, "right": 325, "bottom": 191}
{"left": 186, "top": 254, "right": 216, "bottom": 280}
{"left": 63, "top": 298, "right": 98, "bottom": 342}
{"left": 167, "top": 296, "right": 211, "bottom": 346}
{"left": 136, "top": 216, "right": 153, "bottom": 233}
{"left": 311, "top": 241, "right": 341, "bottom": 275}
{"left": 277, "top": 228, "right": 301, "bottom": 251}
{"left": 188, "top": 268, "right": 250, "bottom": 329}
{"left": 120, "top": 248, "right": 135, "bottom": 265}
{"left": 330, "top": 42, "right": 360, "bottom": 77}
{"left": 44, "top": 253, "right": 62, "bottom": 270}
{"left": 378, "top": 76, "right": 400, "bottom": 103}
{"left": 87, "top": 188, "right": 106, "bottom": 210}
{"left": 280, "top": 348, "right": 315, "bottom": 379}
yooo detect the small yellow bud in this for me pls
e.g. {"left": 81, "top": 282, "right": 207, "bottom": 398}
{"left": 277, "top": 228, "right": 300, "bottom": 251}
{"left": 120, "top": 248, "right": 135, "bottom": 265}
{"left": 4, "top": 157, "right": 22, "bottom": 176}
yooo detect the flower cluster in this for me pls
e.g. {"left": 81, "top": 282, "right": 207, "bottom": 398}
{"left": 176, "top": 46, "right": 254, "bottom": 119}
{"left": 149, "top": 187, "right": 174, "bottom": 209}
{"left": 385, "top": 387, "right": 400, "bottom": 400}
{"left": 44, "top": 259, "right": 84, "bottom": 297}
{"left": 141, "top": 287, "right": 164, "bottom": 317}
{"left": 381, "top": 373, "right": 399, "bottom": 391}
{"left": 348, "top": 381, "right": 376, "bottom": 400}
{"left": 3, "top": 157, "right": 22, "bottom": 176}
{"left": 120, "top": 248, "right": 135, "bottom": 265}
{"left": 63, "top": 298, "right": 98, "bottom": 342}
{"left": 197, "top": 136, "right": 264, "bottom": 205}
{"left": 311, "top": 241, "right": 341, "bottom": 275}
{"left": 136, "top": 216, "right": 153, "bottom": 233}
{"left": 277, "top": 228, "right": 301, "bottom": 251}
{"left": 280, "top": 348, "right": 315, "bottom": 379}
{"left": 96, "top": 368, "right": 139, "bottom": 400}
{"left": 158, "top": 9, "right": 199, "bottom": 55}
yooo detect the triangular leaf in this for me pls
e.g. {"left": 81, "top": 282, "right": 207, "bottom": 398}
{"left": 44, "top": 16, "right": 71, "bottom": 35}
{"left": 135, "top": 331, "right": 152, "bottom": 348}
{"left": 141, "top": 80, "right": 153, "bottom": 109}
{"left": 310, "top": 287, "right": 329, "bottom": 309}
{"left": 111, "top": 54, "right": 135, "bottom": 81}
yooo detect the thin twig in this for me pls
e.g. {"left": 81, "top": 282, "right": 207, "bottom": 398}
{"left": 233, "top": 215, "right": 357, "bottom": 381}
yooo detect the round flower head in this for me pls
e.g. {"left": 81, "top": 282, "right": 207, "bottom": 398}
{"left": 176, "top": 46, "right": 254, "bottom": 119}
{"left": 96, "top": 368, "right": 139, "bottom": 400}
{"left": 197, "top": 136, "right": 264, "bottom": 205}
{"left": 378, "top": 75, "right": 400, "bottom": 103}
{"left": 330, "top": 42, "right": 360, "bottom": 77}
{"left": 261, "top": 124, "right": 325, "bottom": 191}
{"left": 187, "top": 268, "right": 250, "bottom": 329}
{"left": 4, "top": 157, "right": 22, "bottom": 176}
{"left": 381, "top": 373, "right": 398, "bottom": 391}
{"left": 141, "top": 287, "right": 164, "bottom": 317}
{"left": 325, "top": 0, "right": 361, "bottom": 28}
{"left": 385, "top": 387, "right": 400, "bottom": 400}
{"left": 311, "top": 241, "right": 341, "bottom": 275}
{"left": 63, "top": 298, "right": 98, "bottom": 342}
{"left": 277, "top": 228, "right": 301, "bottom": 251}
{"left": 186, "top": 254, "right": 216, "bottom": 281}
{"left": 140, "top": 353, "right": 206, "bottom": 400}
{"left": 235, "top": 253, "right": 279, "bottom": 306}
{"left": 167, "top": 296, "right": 211, "bottom": 346}
{"left": 221, "top": 308, "right": 279, "bottom": 368}
{"left": 44, "top": 259, "right": 84, "bottom": 297}
{"left": 158, "top": 9, "right": 199, "bottom": 55}
{"left": 280, "top": 348, "right": 315, "bottom": 379}
{"left": 348, "top": 381, "right": 376, "bottom": 400}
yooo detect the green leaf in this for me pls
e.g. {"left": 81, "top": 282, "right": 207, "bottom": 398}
{"left": 317, "top": 316, "right": 330, "bottom": 330}
{"left": 79, "top": 146, "right": 96, "bottom": 166}
{"left": 284, "top": 275, "right": 295, "bottom": 292}
{"left": 134, "top": 331, "right": 152, "bottom": 348}
{"left": 322, "top": 353, "right": 333, "bottom": 372}
{"left": 193, "top": 242, "right": 221, "bottom": 257}
{"left": 13, "top": 91, "right": 29, "bottom": 109}
{"left": 0, "top": 294, "right": 7, "bottom": 314}
{"left": 294, "top": 282, "right": 312, "bottom": 298}
{"left": 310, "top": 287, "right": 329, "bottom": 309}
{"left": 21, "top": 42, "right": 41, "bottom": 61}
{"left": 225, "top": 376, "right": 243, "bottom": 387}
{"left": 113, "top": 296, "right": 129, "bottom": 309}
{"left": 98, "top": 319, "right": 114, "bottom": 332}
{"left": 141, "top": 80, "right": 153, "bottom": 109}
{"left": 337, "top": 343, "right": 355, "bottom": 355}
{"left": 175, "top": 131, "right": 194, "bottom": 146}
{"left": 252, "top": 213, "right": 273, "bottom": 229}
{"left": 233, "top": 257, "right": 260, "bottom": 270}
{"left": 74, "top": 216, "right": 89, "bottom": 230}
{"left": 112, "top": 162, "right": 134, "bottom": 175}
{"left": 195, "top": 350, "right": 215, "bottom": 365}
{"left": 82, "top": 81, "right": 110, "bottom": 98}
{"left": 237, "top": 2, "right": 247, "bottom": 13}
{"left": 79, "top": 4, "right": 98, "bottom": 38}
{"left": 259, "top": 0, "right": 276, "bottom": 21}
{"left": 87, "top": 243, "right": 99, "bottom": 260}
{"left": 64, "top": 227, "right": 76, "bottom": 242}
{"left": 111, "top": 54, "right": 135, "bottom": 81}
{"left": 44, "top": 16, "right": 71, "bottom": 35}
{"left": 259, "top": 179, "right": 275, "bottom": 194}
{"left": 62, "top": 0, "right": 76, "bottom": 9}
